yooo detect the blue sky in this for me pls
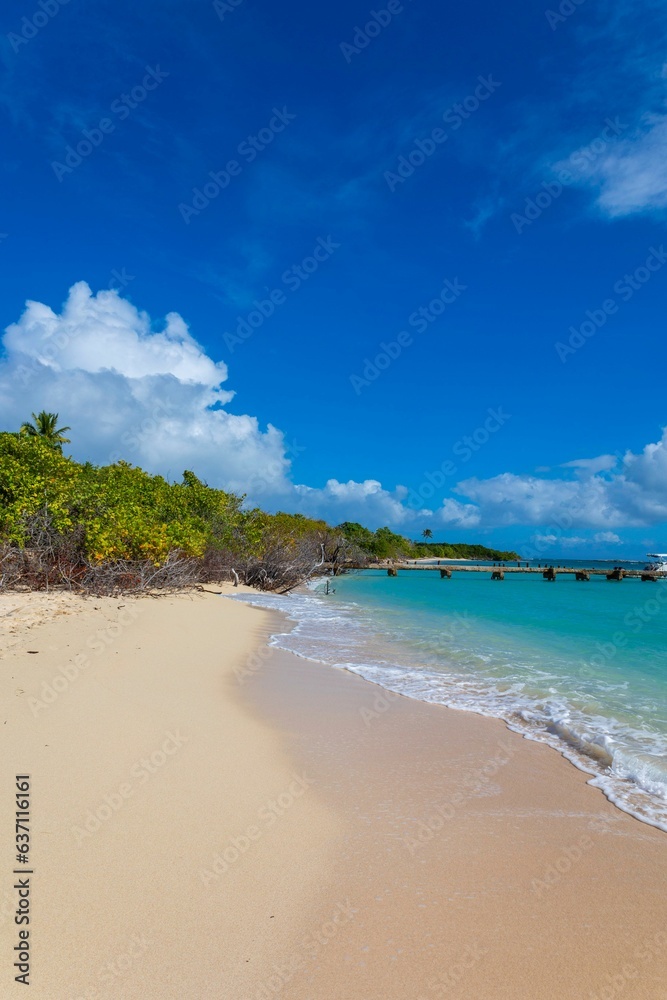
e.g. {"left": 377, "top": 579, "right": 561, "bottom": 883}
{"left": 1, "top": 0, "right": 667, "bottom": 556}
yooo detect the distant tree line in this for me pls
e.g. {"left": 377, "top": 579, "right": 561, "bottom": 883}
{"left": 337, "top": 523, "right": 519, "bottom": 563}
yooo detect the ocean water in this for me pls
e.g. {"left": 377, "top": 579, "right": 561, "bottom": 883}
{"left": 232, "top": 564, "right": 667, "bottom": 832}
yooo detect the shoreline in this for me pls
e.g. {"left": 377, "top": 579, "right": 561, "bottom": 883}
{"left": 1, "top": 588, "right": 666, "bottom": 998}
{"left": 238, "top": 599, "right": 667, "bottom": 998}
{"left": 248, "top": 578, "right": 667, "bottom": 833}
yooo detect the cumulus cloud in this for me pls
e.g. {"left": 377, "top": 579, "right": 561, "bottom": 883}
{"left": 438, "top": 498, "right": 481, "bottom": 528}
{"left": 294, "top": 479, "right": 425, "bottom": 526}
{"left": 437, "top": 473, "right": 613, "bottom": 528}
{"left": 0, "top": 282, "right": 291, "bottom": 496}
{"left": 436, "top": 433, "right": 667, "bottom": 531}
{"left": 0, "top": 282, "right": 427, "bottom": 527}
{"left": 3, "top": 281, "right": 227, "bottom": 386}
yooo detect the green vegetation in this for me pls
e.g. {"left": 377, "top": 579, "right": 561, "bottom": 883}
{"left": 0, "top": 433, "right": 339, "bottom": 592}
{"left": 0, "top": 427, "right": 518, "bottom": 593}
{"left": 336, "top": 523, "right": 415, "bottom": 560}
{"left": 337, "top": 523, "right": 518, "bottom": 563}
{"left": 1, "top": 433, "right": 241, "bottom": 563}
{"left": 412, "top": 540, "right": 519, "bottom": 561}
{"left": 19, "top": 411, "right": 71, "bottom": 450}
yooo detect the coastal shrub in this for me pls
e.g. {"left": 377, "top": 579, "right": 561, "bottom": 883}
{"left": 0, "top": 435, "right": 346, "bottom": 592}
{"left": 0, "top": 433, "right": 518, "bottom": 593}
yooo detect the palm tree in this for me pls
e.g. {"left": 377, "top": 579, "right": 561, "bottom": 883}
{"left": 422, "top": 529, "right": 433, "bottom": 542}
{"left": 20, "top": 411, "right": 71, "bottom": 450}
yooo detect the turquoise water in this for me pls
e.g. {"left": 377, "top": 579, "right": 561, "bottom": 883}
{"left": 235, "top": 566, "right": 667, "bottom": 831}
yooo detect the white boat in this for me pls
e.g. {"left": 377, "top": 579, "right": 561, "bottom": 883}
{"left": 644, "top": 553, "right": 667, "bottom": 574}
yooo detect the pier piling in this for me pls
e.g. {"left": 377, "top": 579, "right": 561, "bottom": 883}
{"left": 356, "top": 562, "right": 651, "bottom": 580}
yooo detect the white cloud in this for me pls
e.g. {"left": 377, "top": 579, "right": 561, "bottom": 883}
{"left": 591, "top": 115, "right": 667, "bottom": 218}
{"left": 438, "top": 498, "right": 481, "bottom": 528}
{"left": 490, "top": 3, "right": 667, "bottom": 227}
{"left": 436, "top": 433, "right": 667, "bottom": 531}
{"left": 594, "top": 531, "right": 622, "bottom": 544}
{"left": 532, "top": 533, "right": 557, "bottom": 547}
{"left": 0, "top": 282, "right": 428, "bottom": 528}
{"left": 0, "top": 282, "right": 291, "bottom": 497}
{"left": 560, "top": 454, "right": 618, "bottom": 475}
{"left": 294, "top": 479, "right": 426, "bottom": 526}
{"left": 4, "top": 281, "right": 227, "bottom": 386}
{"left": 530, "top": 531, "right": 622, "bottom": 551}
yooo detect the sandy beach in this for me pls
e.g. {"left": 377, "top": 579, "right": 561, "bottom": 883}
{"left": 2, "top": 587, "right": 666, "bottom": 999}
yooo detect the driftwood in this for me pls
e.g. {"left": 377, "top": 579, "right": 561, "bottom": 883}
{"left": 0, "top": 544, "right": 201, "bottom": 595}
{"left": 0, "top": 519, "right": 338, "bottom": 596}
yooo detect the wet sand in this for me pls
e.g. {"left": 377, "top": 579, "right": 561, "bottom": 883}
{"left": 241, "top": 603, "right": 667, "bottom": 1000}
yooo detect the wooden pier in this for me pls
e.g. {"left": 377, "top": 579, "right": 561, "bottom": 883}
{"left": 363, "top": 564, "right": 662, "bottom": 581}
